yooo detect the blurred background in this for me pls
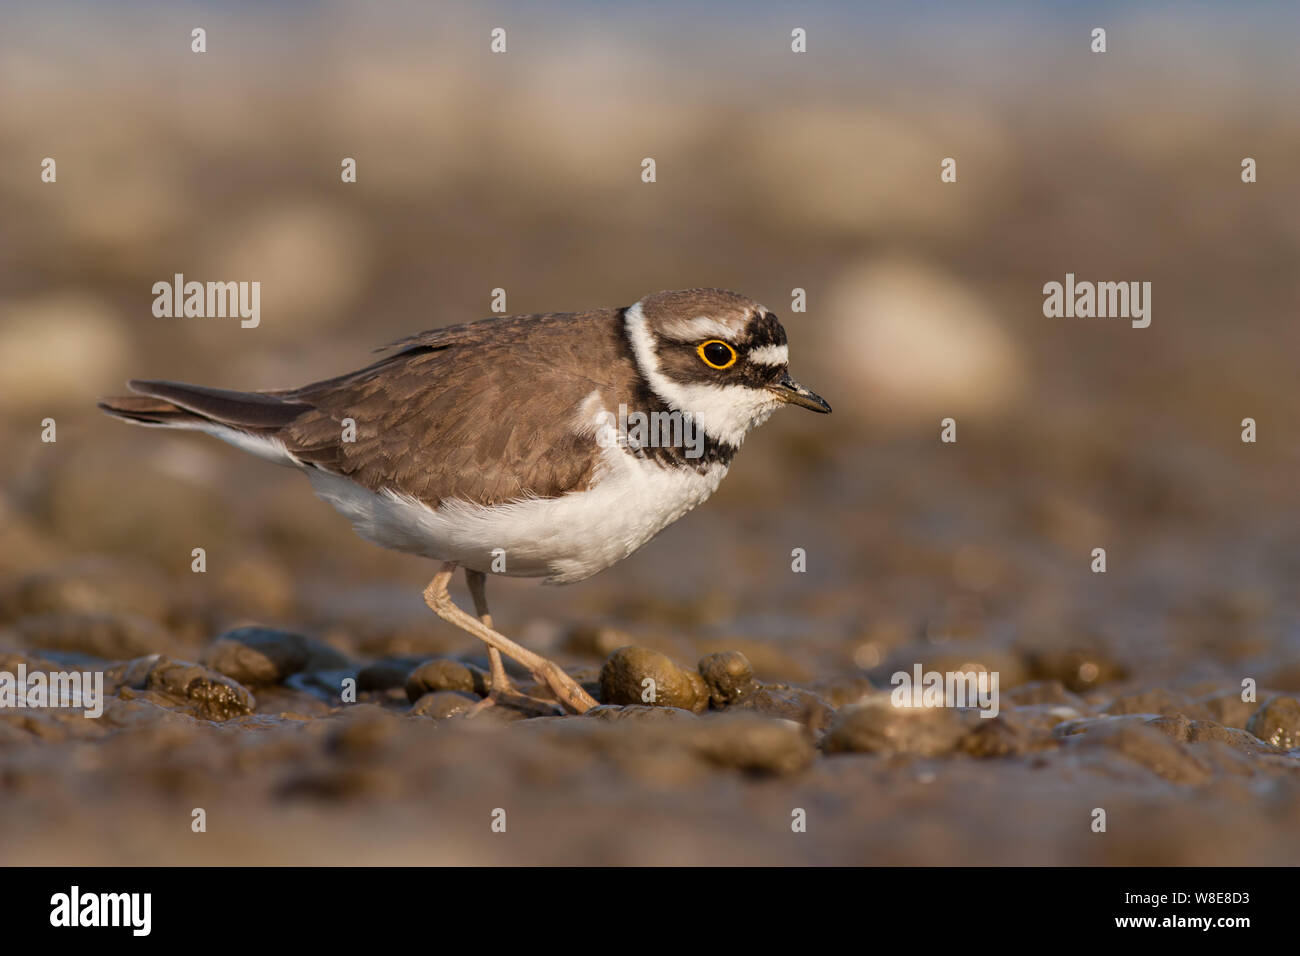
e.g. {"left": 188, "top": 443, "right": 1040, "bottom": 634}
{"left": 2, "top": 0, "right": 1299, "bottom": 865}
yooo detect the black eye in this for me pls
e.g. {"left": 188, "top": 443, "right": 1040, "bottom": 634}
{"left": 698, "top": 339, "right": 737, "bottom": 370}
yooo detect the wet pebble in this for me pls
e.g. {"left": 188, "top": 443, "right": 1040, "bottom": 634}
{"left": 326, "top": 704, "right": 399, "bottom": 756}
{"left": 205, "top": 627, "right": 313, "bottom": 685}
{"left": 735, "top": 685, "right": 834, "bottom": 733}
{"left": 1105, "top": 688, "right": 1197, "bottom": 717}
{"left": 0, "top": 559, "right": 172, "bottom": 625}
{"left": 1150, "top": 713, "right": 1287, "bottom": 756}
{"left": 599, "top": 646, "right": 708, "bottom": 713}
{"left": 1066, "top": 718, "right": 1213, "bottom": 784}
{"left": 405, "top": 659, "right": 488, "bottom": 702}
{"left": 583, "top": 704, "right": 698, "bottom": 722}
{"left": 690, "top": 714, "right": 814, "bottom": 776}
{"left": 1023, "top": 647, "right": 1126, "bottom": 693}
{"left": 11, "top": 611, "right": 169, "bottom": 661}
{"left": 698, "top": 651, "right": 759, "bottom": 708}
{"left": 564, "top": 625, "right": 636, "bottom": 659}
{"left": 409, "top": 690, "right": 479, "bottom": 719}
{"left": 958, "top": 704, "right": 1079, "bottom": 757}
{"left": 825, "top": 696, "right": 978, "bottom": 756}
{"left": 1246, "top": 696, "right": 1300, "bottom": 750}
{"left": 114, "top": 655, "right": 255, "bottom": 721}
{"left": 1194, "top": 689, "right": 1258, "bottom": 730}
{"left": 357, "top": 657, "right": 425, "bottom": 692}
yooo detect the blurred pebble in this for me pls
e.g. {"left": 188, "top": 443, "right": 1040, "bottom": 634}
{"left": 1105, "top": 688, "right": 1197, "bottom": 717}
{"left": 583, "top": 704, "right": 697, "bottom": 722}
{"left": 735, "top": 685, "right": 834, "bottom": 733}
{"left": 12, "top": 611, "right": 169, "bottom": 660}
{"left": 206, "top": 626, "right": 348, "bottom": 685}
{"left": 1150, "top": 714, "right": 1287, "bottom": 756}
{"left": 405, "top": 658, "right": 488, "bottom": 702}
{"left": 1246, "top": 697, "right": 1300, "bottom": 750}
{"left": 0, "top": 559, "right": 171, "bottom": 625}
{"left": 1193, "top": 689, "right": 1258, "bottom": 730}
{"left": 409, "top": 690, "right": 478, "bottom": 719}
{"left": 564, "top": 625, "right": 635, "bottom": 659}
{"left": 1023, "top": 647, "right": 1126, "bottom": 693}
{"left": 690, "top": 714, "right": 814, "bottom": 776}
{"left": 357, "top": 657, "right": 426, "bottom": 692}
{"left": 825, "top": 696, "right": 978, "bottom": 756}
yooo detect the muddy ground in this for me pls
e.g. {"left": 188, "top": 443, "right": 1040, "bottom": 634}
{"left": 3, "top": 3, "right": 1300, "bottom": 865}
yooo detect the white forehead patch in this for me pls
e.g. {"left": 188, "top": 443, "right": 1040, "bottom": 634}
{"left": 748, "top": 344, "right": 789, "bottom": 366}
{"left": 659, "top": 315, "right": 738, "bottom": 341}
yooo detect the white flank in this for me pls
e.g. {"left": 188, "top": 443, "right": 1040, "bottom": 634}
{"left": 624, "top": 300, "right": 780, "bottom": 447}
{"left": 748, "top": 343, "right": 789, "bottom": 366}
{"left": 305, "top": 427, "right": 728, "bottom": 584}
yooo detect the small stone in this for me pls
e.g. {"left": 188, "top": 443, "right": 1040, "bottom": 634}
{"left": 958, "top": 705, "right": 1077, "bottom": 757}
{"left": 326, "top": 705, "right": 398, "bottom": 755}
{"left": 405, "top": 659, "right": 488, "bottom": 703}
{"left": 357, "top": 657, "right": 424, "bottom": 692}
{"left": 1023, "top": 647, "right": 1125, "bottom": 692}
{"left": 825, "top": 696, "right": 977, "bottom": 756}
{"left": 583, "top": 704, "right": 698, "bottom": 722}
{"left": 1105, "top": 688, "right": 1194, "bottom": 717}
{"left": 1150, "top": 713, "right": 1287, "bottom": 756}
{"left": 599, "top": 646, "right": 708, "bottom": 713}
{"left": 1066, "top": 718, "right": 1213, "bottom": 784}
{"left": 1246, "top": 696, "right": 1300, "bottom": 750}
{"left": 120, "top": 655, "right": 255, "bottom": 721}
{"left": 410, "top": 690, "right": 479, "bottom": 719}
{"left": 0, "top": 558, "right": 171, "bottom": 626}
{"left": 204, "top": 627, "right": 314, "bottom": 685}
{"left": 698, "top": 651, "right": 759, "bottom": 708}
{"left": 690, "top": 714, "right": 813, "bottom": 775}
{"left": 1194, "top": 689, "right": 1258, "bottom": 730}
{"left": 564, "top": 625, "right": 635, "bottom": 659}
{"left": 12, "top": 611, "right": 169, "bottom": 661}
{"left": 735, "top": 685, "right": 833, "bottom": 733}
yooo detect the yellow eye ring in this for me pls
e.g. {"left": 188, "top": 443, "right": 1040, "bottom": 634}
{"left": 697, "top": 339, "right": 737, "bottom": 370}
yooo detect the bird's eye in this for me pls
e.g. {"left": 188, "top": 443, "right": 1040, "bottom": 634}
{"left": 697, "top": 339, "right": 737, "bottom": 370}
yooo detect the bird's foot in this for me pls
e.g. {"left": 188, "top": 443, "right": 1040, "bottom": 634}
{"left": 528, "top": 659, "right": 598, "bottom": 715}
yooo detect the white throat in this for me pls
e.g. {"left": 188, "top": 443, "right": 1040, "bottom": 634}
{"left": 623, "top": 300, "right": 779, "bottom": 447}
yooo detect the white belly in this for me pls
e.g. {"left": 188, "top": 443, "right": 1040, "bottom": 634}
{"left": 304, "top": 451, "right": 728, "bottom": 584}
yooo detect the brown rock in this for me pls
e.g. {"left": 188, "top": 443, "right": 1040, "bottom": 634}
{"left": 114, "top": 655, "right": 255, "bottom": 721}
{"left": 825, "top": 697, "right": 978, "bottom": 756}
{"left": 599, "top": 646, "right": 708, "bottom": 712}
{"left": 1246, "top": 696, "right": 1300, "bottom": 750}
{"left": 698, "top": 651, "right": 759, "bottom": 708}
{"left": 736, "top": 685, "right": 834, "bottom": 733}
{"left": 409, "top": 690, "right": 479, "bottom": 719}
{"left": 405, "top": 659, "right": 488, "bottom": 702}
{"left": 690, "top": 714, "right": 814, "bottom": 776}
{"left": 1150, "top": 714, "right": 1287, "bottom": 756}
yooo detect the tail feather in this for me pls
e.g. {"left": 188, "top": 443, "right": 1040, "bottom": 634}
{"left": 98, "top": 380, "right": 314, "bottom": 467}
{"left": 99, "top": 379, "right": 310, "bottom": 429}
{"left": 96, "top": 393, "right": 204, "bottom": 426}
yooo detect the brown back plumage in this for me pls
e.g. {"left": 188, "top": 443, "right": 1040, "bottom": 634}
{"left": 100, "top": 308, "right": 641, "bottom": 507}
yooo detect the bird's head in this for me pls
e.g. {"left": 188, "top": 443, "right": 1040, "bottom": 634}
{"left": 624, "top": 288, "right": 830, "bottom": 447}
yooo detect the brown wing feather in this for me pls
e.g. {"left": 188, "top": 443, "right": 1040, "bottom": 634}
{"left": 280, "top": 308, "right": 634, "bottom": 507}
